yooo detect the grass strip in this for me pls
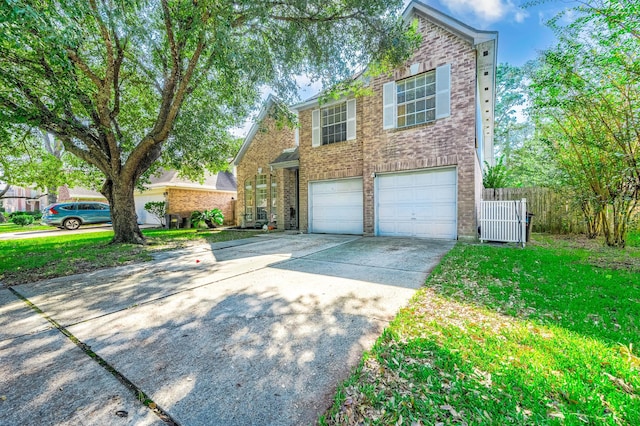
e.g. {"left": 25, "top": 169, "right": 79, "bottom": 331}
{"left": 321, "top": 233, "right": 640, "bottom": 425}
{"left": 0, "top": 229, "right": 263, "bottom": 286}
{"left": 0, "top": 223, "right": 51, "bottom": 234}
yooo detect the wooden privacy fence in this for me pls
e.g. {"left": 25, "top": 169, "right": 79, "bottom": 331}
{"left": 482, "top": 187, "right": 585, "bottom": 234}
{"left": 479, "top": 199, "right": 528, "bottom": 246}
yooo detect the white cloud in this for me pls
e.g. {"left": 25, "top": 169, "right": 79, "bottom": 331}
{"left": 441, "top": 0, "right": 528, "bottom": 25}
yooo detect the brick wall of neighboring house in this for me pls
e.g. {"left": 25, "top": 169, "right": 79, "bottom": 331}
{"left": 167, "top": 189, "right": 237, "bottom": 225}
{"left": 297, "top": 14, "right": 482, "bottom": 238}
{"left": 235, "top": 113, "right": 295, "bottom": 228}
{"left": 57, "top": 186, "right": 71, "bottom": 202}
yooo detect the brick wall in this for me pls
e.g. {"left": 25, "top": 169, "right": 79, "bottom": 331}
{"left": 167, "top": 189, "right": 236, "bottom": 225}
{"left": 296, "top": 15, "right": 481, "bottom": 238}
{"left": 297, "top": 98, "right": 365, "bottom": 232}
{"left": 235, "top": 111, "right": 295, "bottom": 228}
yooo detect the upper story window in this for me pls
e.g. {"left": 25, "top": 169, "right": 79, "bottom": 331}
{"left": 383, "top": 64, "right": 451, "bottom": 130}
{"left": 396, "top": 71, "right": 436, "bottom": 128}
{"left": 311, "top": 99, "right": 356, "bottom": 147}
{"left": 321, "top": 103, "right": 347, "bottom": 145}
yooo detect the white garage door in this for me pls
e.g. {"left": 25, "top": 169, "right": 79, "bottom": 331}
{"left": 134, "top": 194, "right": 165, "bottom": 225}
{"left": 309, "top": 178, "right": 363, "bottom": 234}
{"left": 376, "top": 168, "right": 457, "bottom": 239}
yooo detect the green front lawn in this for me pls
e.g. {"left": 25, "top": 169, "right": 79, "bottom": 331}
{"left": 0, "top": 222, "right": 51, "bottom": 234}
{"left": 0, "top": 228, "right": 263, "bottom": 286}
{"left": 322, "top": 233, "right": 640, "bottom": 425}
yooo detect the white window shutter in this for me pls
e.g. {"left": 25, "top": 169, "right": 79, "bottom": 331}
{"left": 435, "top": 63, "right": 451, "bottom": 119}
{"left": 312, "top": 109, "right": 320, "bottom": 147}
{"left": 383, "top": 81, "right": 396, "bottom": 130}
{"left": 346, "top": 99, "right": 356, "bottom": 140}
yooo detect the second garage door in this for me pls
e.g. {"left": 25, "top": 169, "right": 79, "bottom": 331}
{"left": 309, "top": 178, "right": 363, "bottom": 234}
{"left": 376, "top": 168, "right": 457, "bottom": 239}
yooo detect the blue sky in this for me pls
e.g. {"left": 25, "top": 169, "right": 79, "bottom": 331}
{"left": 235, "top": 0, "right": 571, "bottom": 136}
{"left": 423, "top": 0, "right": 566, "bottom": 65}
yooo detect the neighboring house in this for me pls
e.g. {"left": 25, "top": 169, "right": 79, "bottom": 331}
{"left": 234, "top": 1, "right": 496, "bottom": 240}
{"left": 0, "top": 185, "right": 47, "bottom": 213}
{"left": 134, "top": 170, "right": 237, "bottom": 225}
{"left": 58, "top": 186, "right": 108, "bottom": 203}
{"left": 58, "top": 170, "right": 237, "bottom": 226}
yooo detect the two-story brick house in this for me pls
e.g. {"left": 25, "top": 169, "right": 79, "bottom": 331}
{"left": 234, "top": 1, "right": 497, "bottom": 240}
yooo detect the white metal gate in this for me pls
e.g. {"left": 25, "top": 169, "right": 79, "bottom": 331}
{"left": 479, "top": 199, "right": 527, "bottom": 246}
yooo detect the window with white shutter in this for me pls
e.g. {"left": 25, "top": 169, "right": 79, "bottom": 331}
{"left": 312, "top": 109, "right": 320, "bottom": 147}
{"left": 312, "top": 100, "right": 356, "bottom": 146}
{"left": 382, "top": 64, "right": 451, "bottom": 129}
{"left": 435, "top": 63, "right": 451, "bottom": 119}
{"left": 346, "top": 99, "right": 356, "bottom": 140}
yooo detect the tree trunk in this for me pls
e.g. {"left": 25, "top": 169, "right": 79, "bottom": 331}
{"left": 102, "top": 178, "right": 145, "bottom": 244}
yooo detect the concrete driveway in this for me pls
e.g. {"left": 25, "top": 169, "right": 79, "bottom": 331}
{"left": 0, "top": 233, "right": 454, "bottom": 425}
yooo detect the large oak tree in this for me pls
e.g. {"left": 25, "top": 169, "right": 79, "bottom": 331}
{"left": 0, "top": 0, "right": 417, "bottom": 243}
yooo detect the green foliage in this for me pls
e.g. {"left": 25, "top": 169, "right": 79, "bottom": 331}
{"left": 529, "top": 0, "right": 640, "bottom": 247}
{"left": 11, "top": 214, "right": 34, "bottom": 227}
{"left": 0, "top": 0, "right": 416, "bottom": 244}
{"left": 0, "top": 228, "right": 262, "bottom": 285}
{"left": 482, "top": 156, "right": 510, "bottom": 188}
{"left": 143, "top": 201, "right": 167, "bottom": 226}
{"left": 204, "top": 208, "right": 224, "bottom": 227}
{"left": 494, "top": 63, "right": 532, "bottom": 161}
{"left": 322, "top": 238, "right": 640, "bottom": 424}
{"left": 190, "top": 208, "right": 224, "bottom": 228}
{"left": 0, "top": 127, "right": 102, "bottom": 196}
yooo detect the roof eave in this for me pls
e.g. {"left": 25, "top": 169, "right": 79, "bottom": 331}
{"left": 233, "top": 94, "right": 280, "bottom": 166}
{"left": 405, "top": 1, "right": 498, "bottom": 46}
{"left": 269, "top": 160, "right": 300, "bottom": 170}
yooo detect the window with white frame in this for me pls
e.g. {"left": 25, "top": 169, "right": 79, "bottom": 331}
{"left": 396, "top": 71, "right": 436, "bottom": 128}
{"left": 256, "top": 174, "right": 267, "bottom": 221}
{"left": 311, "top": 99, "right": 356, "bottom": 147}
{"left": 244, "top": 179, "right": 253, "bottom": 221}
{"left": 383, "top": 64, "right": 451, "bottom": 130}
{"left": 321, "top": 103, "right": 347, "bottom": 145}
{"left": 270, "top": 177, "right": 277, "bottom": 221}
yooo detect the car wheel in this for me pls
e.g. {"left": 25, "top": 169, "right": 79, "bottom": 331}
{"left": 63, "top": 218, "right": 81, "bottom": 230}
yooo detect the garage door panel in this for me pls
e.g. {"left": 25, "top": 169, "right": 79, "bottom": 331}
{"left": 134, "top": 194, "right": 164, "bottom": 225}
{"left": 310, "top": 178, "right": 363, "bottom": 235}
{"left": 376, "top": 168, "right": 457, "bottom": 239}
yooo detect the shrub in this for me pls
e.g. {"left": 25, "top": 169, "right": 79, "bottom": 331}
{"left": 190, "top": 208, "right": 224, "bottom": 228}
{"left": 483, "top": 155, "right": 511, "bottom": 188}
{"left": 144, "top": 201, "right": 167, "bottom": 226}
{"left": 12, "top": 214, "right": 34, "bottom": 227}
{"left": 9, "top": 211, "right": 42, "bottom": 220}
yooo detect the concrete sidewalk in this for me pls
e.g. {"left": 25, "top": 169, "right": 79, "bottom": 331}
{"left": 1, "top": 234, "right": 454, "bottom": 425}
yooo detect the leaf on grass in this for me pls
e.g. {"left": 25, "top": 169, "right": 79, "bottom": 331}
{"left": 603, "top": 372, "right": 635, "bottom": 395}
{"left": 548, "top": 411, "right": 565, "bottom": 420}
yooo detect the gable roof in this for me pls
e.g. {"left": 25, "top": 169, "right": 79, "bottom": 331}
{"left": 234, "top": 94, "right": 293, "bottom": 166}
{"left": 406, "top": 1, "right": 497, "bottom": 45}
{"left": 407, "top": 1, "right": 497, "bottom": 165}
{"left": 146, "top": 169, "right": 237, "bottom": 192}
{"left": 291, "top": 0, "right": 498, "bottom": 142}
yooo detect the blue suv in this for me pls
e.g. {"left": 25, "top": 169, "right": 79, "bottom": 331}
{"left": 42, "top": 202, "right": 112, "bottom": 230}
